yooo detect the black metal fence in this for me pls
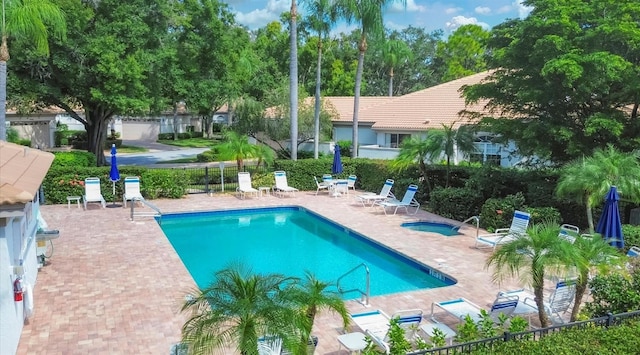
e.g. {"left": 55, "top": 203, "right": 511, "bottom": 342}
{"left": 149, "top": 164, "right": 271, "bottom": 195}
{"left": 408, "top": 310, "right": 640, "bottom": 354}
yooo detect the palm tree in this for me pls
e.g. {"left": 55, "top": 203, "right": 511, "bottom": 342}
{"left": 254, "top": 144, "right": 276, "bottom": 169}
{"left": 390, "top": 136, "right": 440, "bottom": 193}
{"left": 381, "top": 38, "right": 411, "bottom": 96}
{"left": 0, "top": 0, "right": 66, "bottom": 140}
{"left": 302, "top": 0, "right": 337, "bottom": 159}
{"left": 335, "top": 0, "right": 405, "bottom": 157}
{"left": 486, "top": 222, "right": 577, "bottom": 327}
{"left": 556, "top": 145, "right": 640, "bottom": 232}
{"left": 289, "top": 0, "right": 299, "bottom": 160}
{"left": 568, "top": 235, "right": 621, "bottom": 321}
{"left": 217, "top": 130, "right": 257, "bottom": 171}
{"left": 426, "top": 123, "right": 477, "bottom": 186}
{"left": 282, "top": 272, "right": 350, "bottom": 354}
{"left": 181, "top": 264, "right": 301, "bottom": 355}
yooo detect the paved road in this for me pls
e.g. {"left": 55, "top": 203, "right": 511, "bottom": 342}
{"left": 116, "top": 140, "right": 209, "bottom": 166}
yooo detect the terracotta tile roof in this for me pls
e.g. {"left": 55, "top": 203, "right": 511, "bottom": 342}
{"left": 0, "top": 142, "right": 54, "bottom": 205}
{"left": 326, "top": 71, "right": 492, "bottom": 131}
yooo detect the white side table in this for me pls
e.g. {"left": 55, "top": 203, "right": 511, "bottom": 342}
{"left": 337, "top": 331, "right": 367, "bottom": 354}
{"left": 258, "top": 186, "right": 271, "bottom": 198}
{"left": 67, "top": 196, "right": 81, "bottom": 209}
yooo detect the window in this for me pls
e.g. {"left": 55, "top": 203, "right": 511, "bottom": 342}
{"left": 388, "top": 133, "right": 411, "bottom": 148}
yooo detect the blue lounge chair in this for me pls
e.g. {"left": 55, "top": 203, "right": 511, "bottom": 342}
{"left": 430, "top": 296, "right": 518, "bottom": 323}
{"left": 357, "top": 179, "right": 394, "bottom": 206}
{"left": 475, "top": 211, "right": 531, "bottom": 250}
{"left": 375, "top": 184, "right": 420, "bottom": 215}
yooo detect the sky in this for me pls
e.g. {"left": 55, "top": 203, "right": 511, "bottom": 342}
{"left": 224, "top": 0, "right": 534, "bottom": 35}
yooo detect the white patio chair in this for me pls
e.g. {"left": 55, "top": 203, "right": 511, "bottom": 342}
{"left": 357, "top": 179, "right": 395, "bottom": 206}
{"left": 83, "top": 177, "right": 106, "bottom": 209}
{"left": 475, "top": 211, "right": 531, "bottom": 250}
{"left": 273, "top": 171, "right": 298, "bottom": 197}
{"left": 314, "top": 176, "right": 331, "bottom": 195}
{"left": 236, "top": 172, "right": 259, "bottom": 199}
{"left": 375, "top": 184, "right": 420, "bottom": 215}
{"left": 123, "top": 176, "right": 145, "bottom": 207}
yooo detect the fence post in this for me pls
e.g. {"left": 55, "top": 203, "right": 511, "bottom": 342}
{"left": 503, "top": 331, "right": 512, "bottom": 342}
{"left": 204, "top": 167, "right": 209, "bottom": 195}
{"left": 220, "top": 162, "right": 225, "bottom": 192}
{"left": 606, "top": 312, "right": 614, "bottom": 327}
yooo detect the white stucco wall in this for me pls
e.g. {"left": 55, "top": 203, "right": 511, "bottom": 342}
{"left": 0, "top": 201, "right": 40, "bottom": 355}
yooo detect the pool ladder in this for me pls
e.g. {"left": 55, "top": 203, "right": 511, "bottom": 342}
{"left": 336, "top": 263, "right": 370, "bottom": 307}
{"left": 454, "top": 216, "right": 480, "bottom": 240}
{"left": 129, "top": 197, "right": 162, "bottom": 221}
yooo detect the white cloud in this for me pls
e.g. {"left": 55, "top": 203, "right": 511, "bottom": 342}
{"left": 329, "top": 23, "right": 358, "bottom": 38}
{"left": 445, "top": 16, "right": 490, "bottom": 31}
{"left": 475, "top": 6, "right": 491, "bottom": 15}
{"left": 390, "top": 0, "right": 426, "bottom": 13}
{"left": 445, "top": 7, "right": 462, "bottom": 15}
{"left": 234, "top": 0, "right": 289, "bottom": 29}
{"left": 496, "top": 5, "right": 512, "bottom": 14}
{"left": 515, "top": 0, "right": 533, "bottom": 18}
{"left": 385, "top": 20, "right": 407, "bottom": 32}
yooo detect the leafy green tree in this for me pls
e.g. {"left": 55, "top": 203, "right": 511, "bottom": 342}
{"left": 390, "top": 136, "right": 440, "bottom": 193}
{"left": 217, "top": 130, "right": 257, "bottom": 171}
{"left": 463, "top": 0, "right": 640, "bottom": 163}
{"left": 569, "top": 235, "right": 621, "bottom": 321}
{"left": 335, "top": 0, "right": 405, "bottom": 157}
{"left": 301, "top": 0, "right": 337, "bottom": 158}
{"left": 555, "top": 145, "right": 640, "bottom": 232}
{"left": 381, "top": 39, "right": 412, "bottom": 96}
{"left": 0, "top": 0, "right": 66, "bottom": 140}
{"left": 180, "top": 264, "right": 303, "bottom": 355}
{"left": 486, "top": 222, "right": 577, "bottom": 327}
{"left": 433, "top": 24, "right": 488, "bottom": 81}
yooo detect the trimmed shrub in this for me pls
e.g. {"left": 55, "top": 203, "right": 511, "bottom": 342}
{"left": 429, "top": 187, "right": 483, "bottom": 221}
{"left": 584, "top": 267, "right": 640, "bottom": 318}
{"left": 623, "top": 224, "right": 640, "bottom": 255}
{"left": 479, "top": 192, "right": 526, "bottom": 231}
{"left": 196, "top": 148, "right": 218, "bottom": 162}
{"left": 527, "top": 206, "right": 562, "bottom": 225}
{"left": 51, "top": 151, "right": 97, "bottom": 168}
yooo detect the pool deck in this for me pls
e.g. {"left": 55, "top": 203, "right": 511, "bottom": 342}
{"left": 19, "top": 191, "right": 530, "bottom": 355}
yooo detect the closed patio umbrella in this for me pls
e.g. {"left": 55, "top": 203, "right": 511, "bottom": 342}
{"left": 595, "top": 186, "right": 624, "bottom": 249}
{"left": 109, "top": 144, "right": 120, "bottom": 206}
{"left": 332, "top": 145, "right": 343, "bottom": 175}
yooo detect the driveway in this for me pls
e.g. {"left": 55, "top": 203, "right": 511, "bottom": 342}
{"left": 117, "top": 140, "right": 209, "bottom": 166}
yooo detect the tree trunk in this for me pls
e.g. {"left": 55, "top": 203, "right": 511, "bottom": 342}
{"left": 289, "top": 0, "right": 299, "bottom": 161}
{"left": 172, "top": 103, "right": 178, "bottom": 140}
{"left": 570, "top": 280, "right": 588, "bottom": 322}
{"left": 84, "top": 107, "right": 112, "bottom": 166}
{"left": 313, "top": 40, "right": 323, "bottom": 159}
{"left": 352, "top": 33, "right": 367, "bottom": 158}
{"left": 586, "top": 202, "right": 594, "bottom": 233}
{"left": 0, "top": 36, "right": 9, "bottom": 141}
{"left": 388, "top": 67, "right": 394, "bottom": 97}
{"left": 534, "top": 284, "right": 550, "bottom": 327}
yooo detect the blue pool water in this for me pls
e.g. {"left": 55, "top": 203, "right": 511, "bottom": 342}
{"left": 159, "top": 207, "right": 455, "bottom": 299}
{"left": 401, "top": 221, "right": 460, "bottom": 236}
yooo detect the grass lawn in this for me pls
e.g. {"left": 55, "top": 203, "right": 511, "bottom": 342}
{"left": 157, "top": 158, "right": 199, "bottom": 164}
{"left": 102, "top": 145, "right": 148, "bottom": 153}
{"left": 158, "top": 137, "right": 220, "bottom": 148}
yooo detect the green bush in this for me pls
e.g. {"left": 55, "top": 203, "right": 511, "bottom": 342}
{"left": 527, "top": 206, "right": 562, "bottom": 225}
{"left": 336, "top": 140, "right": 352, "bottom": 157}
{"left": 623, "top": 225, "right": 640, "bottom": 253}
{"left": 196, "top": 148, "right": 218, "bottom": 162}
{"left": 140, "top": 169, "right": 188, "bottom": 199}
{"left": 428, "top": 187, "right": 483, "bottom": 221}
{"left": 52, "top": 151, "right": 97, "bottom": 168}
{"left": 584, "top": 267, "right": 640, "bottom": 317}
{"left": 479, "top": 192, "right": 526, "bottom": 231}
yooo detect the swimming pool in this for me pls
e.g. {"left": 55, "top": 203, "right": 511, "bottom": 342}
{"left": 401, "top": 221, "right": 460, "bottom": 236}
{"left": 159, "top": 206, "right": 455, "bottom": 299}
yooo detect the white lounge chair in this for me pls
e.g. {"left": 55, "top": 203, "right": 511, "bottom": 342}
{"left": 475, "top": 210, "right": 531, "bottom": 250}
{"left": 237, "top": 172, "right": 259, "bottom": 199}
{"left": 347, "top": 175, "right": 357, "bottom": 191}
{"left": 430, "top": 296, "right": 518, "bottom": 324}
{"left": 350, "top": 309, "right": 423, "bottom": 354}
{"left": 83, "top": 177, "right": 106, "bottom": 209}
{"left": 349, "top": 309, "right": 391, "bottom": 339}
{"left": 332, "top": 179, "right": 349, "bottom": 197}
{"left": 123, "top": 176, "right": 145, "bottom": 207}
{"left": 257, "top": 336, "right": 282, "bottom": 355}
{"left": 627, "top": 246, "right": 640, "bottom": 257}
{"left": 313, "top": 176, "right": 331, "bottom": 195}
{"left": 357, "top": 179, "right": 395, "bottom": 206}
{"left": 273, "top": 171, "right": 298, "bottom": 197}
{"left": 498, "top": 280, "right": 577, "bottom": 324}
{"left": 558, "top": 223, "right": 580, "bottom": 243}
{"left": 375, "top": 184, "right": 420, "bottom": 215}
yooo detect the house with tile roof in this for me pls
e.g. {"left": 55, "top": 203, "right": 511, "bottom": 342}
{"left": 0, "top": 142, "right": 55, "bottom": 355}
{"left": 322, "top": 71, "right": 524, "bottom": 166}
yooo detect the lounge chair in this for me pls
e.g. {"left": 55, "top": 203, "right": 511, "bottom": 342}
{"left": 498, "top": 280, "right": 577, "bottom": 324}
{"left": 313, "top": 176, "right": 331, "bottom": 195}
{"left": 351, "top": 309, "right": 423, "bottom": 354}
{"left": 375, "top": 184, "right": 420, "bottom": 215}
{"left": 257, "top": 336, "right": 282, "bottom": 355}
{"left": 273, "top": 171, "right": 298, "bottom": 197}
{"left": 349, "top": 309, "right": 391, "bottom": 339}
{"left": 558, "top": 224, "right": 580, "bottom": 243}
{"left": 430, "top": 295, "right": 519, "bottom": 323}
{"left": 419, "top": 321, "right": 457, "bottom": 345}
{"left": 347, "top": 175, "right": 357, "bottom": 191}
{"left": 627, "top": 246, "right": 640, "bottom": 257}
{"left": 475, "top": 211, "right": 531, "bottom": 250}
{"left": 357, "top": 179, "right": 395, "bottom": 206}
{"left": 83, "top": 177, "right": 106, "bottom": 209}
{"left": 237, "top": 172, "right": 259, "bottom": 199}
{"left": 123, "top": 176, "right": 145, "bottom": 207}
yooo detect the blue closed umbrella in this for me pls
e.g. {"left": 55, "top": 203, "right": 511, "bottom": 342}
{"left": 595, "top": 186, "right": 624, "bottom": 249}
{"left": 332, "top": 145, "right": 343, "bottom": 174}
{"left": 109, "top": 144, "right": 120, "bottom": 206}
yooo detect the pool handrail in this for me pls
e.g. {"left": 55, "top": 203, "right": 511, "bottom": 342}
{"left": 129, "top": 197, "right": 162, "bottom": 221}
{"left": 337, "top": 263, "right": 370, "bottom": 307}
{"left": 454, "top": 216, "right": 480, "bottom": 240}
